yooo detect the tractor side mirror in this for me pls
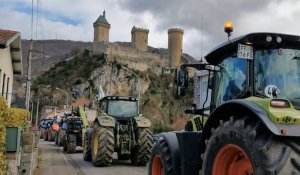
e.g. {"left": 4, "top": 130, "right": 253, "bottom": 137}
{"left": 176, "top": 69, "right": 189, "bottom": 97}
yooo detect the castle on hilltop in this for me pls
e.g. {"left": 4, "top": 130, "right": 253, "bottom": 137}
{"left": 92, "top": 11, "right": 196, "bottom": 73}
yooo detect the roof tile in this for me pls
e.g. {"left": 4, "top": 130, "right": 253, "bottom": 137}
{"left": 0, "top": 29, "right": 18, "bottom": 43}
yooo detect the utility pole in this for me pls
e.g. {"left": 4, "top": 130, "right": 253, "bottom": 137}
{"left": 25, "top": 40, "right": 33, "bottom": 110}
{"left": 35, "top": 98, "right": 39, "bottom": 127}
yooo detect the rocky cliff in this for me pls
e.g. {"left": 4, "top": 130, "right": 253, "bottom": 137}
{"left": 32, "top": 51, "right": 194, "bottom": 132}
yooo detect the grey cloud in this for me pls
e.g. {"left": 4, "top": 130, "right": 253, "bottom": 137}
{"left": 118, "top": 0, "right": 275, "bottom": 56}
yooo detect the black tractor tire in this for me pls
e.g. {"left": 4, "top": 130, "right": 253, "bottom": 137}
{"left": 201, "top": 116, "right": 300, "bottom": 175}
{"left": 63, "top": 139, "right": 67, "bottom": 152}
{"left": 39, "top": 128, "right": 45, "bottom": 139}
{"left": 118, "top": 154, "right": 130, "bottom": 160}
{"left": 67, "top": 141, "right": 76, "bottom": 154}
{"left": 130, "top": 127, "right": 153, "bottom": 166}
{"left": 44, "top": 131, "right": 48, "bottom": 141}
{"left": 50, "top": 129, "right": 56, "bottom": 141}
{"left": 55, "top": 132, "right": 59, "bottom": 145}
{"left": 91, "top": 123, "right": 114, "bottom": 167}
{"left": 57, "top": 130, "right": 66, "bottom": 146}
{"left": 83, "top": 132, "right": 92, "bottom": 161}
{"left": 148, "top": 139, "right": 173, "bottom": 175}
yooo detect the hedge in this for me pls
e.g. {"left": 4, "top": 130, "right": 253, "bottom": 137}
{"left": 0, "top": 97, "right": 9, "bottom": 175}
{"left": 0, "top": 96, "right": 30, "bottom": 175}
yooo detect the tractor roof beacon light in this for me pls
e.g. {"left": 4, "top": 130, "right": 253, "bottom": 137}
{"left": 224, "top": 21, "right": 233, "bottom": 41}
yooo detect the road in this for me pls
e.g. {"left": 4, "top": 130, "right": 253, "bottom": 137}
{"left": 35, "top": 140, "right": 148, "bottom": 175}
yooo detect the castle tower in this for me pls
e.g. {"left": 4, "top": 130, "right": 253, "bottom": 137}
{"left": 131, "top": 26, "right": 149, "bottom": 52}
{"left": 93, "top": 10, "right": 110, "bottom": 43}
{"left": 168, "top": 28, "right": 184, "bottom": 68}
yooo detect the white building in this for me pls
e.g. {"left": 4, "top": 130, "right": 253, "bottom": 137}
{"left": 194, "top": 70, "right": 211, "bottom": 110}
{"left": 0, "top": 29, "right": 22, "bottom": 107}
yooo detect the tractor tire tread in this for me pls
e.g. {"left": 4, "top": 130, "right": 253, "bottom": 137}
{"left": 201, "top": 116, "right": 300, "bottom": 175}
{"left": 131, "top": 128, "right": 153, "bottom": 166}
{"left": 91, "top": 124, "right": 114, "bottom": 167}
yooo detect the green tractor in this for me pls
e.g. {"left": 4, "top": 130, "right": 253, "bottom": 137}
{"left": 149, "top": 32, "right": 300, "bottom": 174}
{"left": 83, "top": 96, "right": 153, "bottom": 167}
{"left": 63, "top": 116, "right": 83, "bottom": 154}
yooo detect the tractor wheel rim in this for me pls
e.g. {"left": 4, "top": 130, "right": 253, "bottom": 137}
{"left": 152, "top": 155, "right": 164, "bottom": 175}
{"left": 212, "top": 144, "right": 254, "bottom": 175}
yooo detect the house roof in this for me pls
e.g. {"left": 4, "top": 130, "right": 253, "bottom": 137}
{"left": 70, "top": 98, "right": 90, "bottom": 108}
{"left": 0, "top": 29, "right": 22, "bottom": 75}
{"left": 0, "top": 29, "right": 19, "bottom": 48}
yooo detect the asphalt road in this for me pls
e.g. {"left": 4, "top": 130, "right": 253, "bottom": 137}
{"left": 35, "top": 140, "right": 148, "bottom": 175}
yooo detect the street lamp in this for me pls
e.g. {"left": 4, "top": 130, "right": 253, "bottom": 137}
{"left": 116, "top": 65, "right": 141, "bottom": 106}
{"left": 55, "top": 88, "right": 69, "bottom": 109}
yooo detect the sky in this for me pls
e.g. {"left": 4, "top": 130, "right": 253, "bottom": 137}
{"left": 1, "top": 0, "right": 300, "bottom": 59}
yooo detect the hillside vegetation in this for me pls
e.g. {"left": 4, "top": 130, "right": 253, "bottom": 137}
{"left": 32, "top": 51, "right": 194, "bottom": 132}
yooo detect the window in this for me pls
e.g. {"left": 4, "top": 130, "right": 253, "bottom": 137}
{"left": 213, "top": 57, "right": 247, "bottom": 107}
{"left": 2, "top": 73, "right": 5, "bottom": 96}
{"left": 6, "top": 77, "right": 9, "bottom": 100}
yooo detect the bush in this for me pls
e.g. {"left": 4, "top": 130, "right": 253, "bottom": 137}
{"left": 152, "top": 121, "right": 173, "bottom": 134}
{"left": 0, "top": 97, "right": 8, "bottom": 175}
{"left": 6, "top": 108, "right": 29, "bottom": 128}
{"left": 0, "top": 97, "right": 30, "bottom": 175}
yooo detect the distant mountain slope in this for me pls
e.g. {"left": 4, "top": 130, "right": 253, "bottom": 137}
{"left": 21, "top": 39, "right": 93, "bottom": 76}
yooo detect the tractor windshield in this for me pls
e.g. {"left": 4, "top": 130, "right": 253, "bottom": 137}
{"left": 107, "top": 100, "right": 138, "bottom": 117}
{"left": 254, "top": 49, "right": 300, "bottom": 108}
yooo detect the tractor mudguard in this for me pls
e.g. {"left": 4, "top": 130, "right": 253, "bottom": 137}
{"left": 200, "top": 99, "right": 300, "bottom": 152}
{"left": 95, "top": 115, "right": 115, "bottom": 127}
{"left": 176, "top": 131, "right": 202, "bottom": 175}
{"left": 159, "top": 132, "right": 181, "bottom": 175}
{"left": 133, "top": 116, "right": 151, "bottom": 128}
{"left": 68, "top": 134, "right": 77, "bottom": 142}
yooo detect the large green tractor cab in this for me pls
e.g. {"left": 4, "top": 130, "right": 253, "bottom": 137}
{"left": 83, "top": 96, "right": 153, "bottom": 167}
{"left": 63, "top": 116, "right": 83, "bottom": 154}
{"left": 149, "top": 32, "right": 300, "bottom": 175}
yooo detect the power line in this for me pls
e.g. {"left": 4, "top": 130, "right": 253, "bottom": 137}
{"left": 200, "top": 16, "right": 203, "bottom": 62}
{"left": 36, "top": 0, "right": 39, "bottom": 40}
{"left": 31, "top": 0, "right": 34, "bottom": 39}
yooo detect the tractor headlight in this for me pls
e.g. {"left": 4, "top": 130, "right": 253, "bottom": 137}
{"left": 270, "top": 99, "right": 290, "bottom": 108}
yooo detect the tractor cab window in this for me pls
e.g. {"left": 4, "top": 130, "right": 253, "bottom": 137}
{"left": 213, "top": 56, "right": 247, "bottom": 106}
{"left": 107, "top": 100, "right": 138, "bottom": 117}
{"left": 254, "top": 49, "right": 300, "bottom": 108}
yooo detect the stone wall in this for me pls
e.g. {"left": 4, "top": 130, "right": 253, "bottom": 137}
{"left": 93, "top": 42, "right": 169, "bottom": 74}
{"left": 18, "top": 132, "right": 38, "bottom": 175}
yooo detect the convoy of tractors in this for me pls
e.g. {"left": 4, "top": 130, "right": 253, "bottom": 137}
{"left": 39, "top": 23, "right": 300, "bottom": 175}
{"left": 39, "top": 96, "right": 153, "bottom": 166}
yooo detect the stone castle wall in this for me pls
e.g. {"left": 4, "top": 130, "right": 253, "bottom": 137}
{"left": 93, "top": 42, "right": 169, "bottom": 74}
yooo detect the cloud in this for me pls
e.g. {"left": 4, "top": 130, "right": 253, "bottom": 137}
{"left": 1, "top": 0, "right": 300, "bottom": 59}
